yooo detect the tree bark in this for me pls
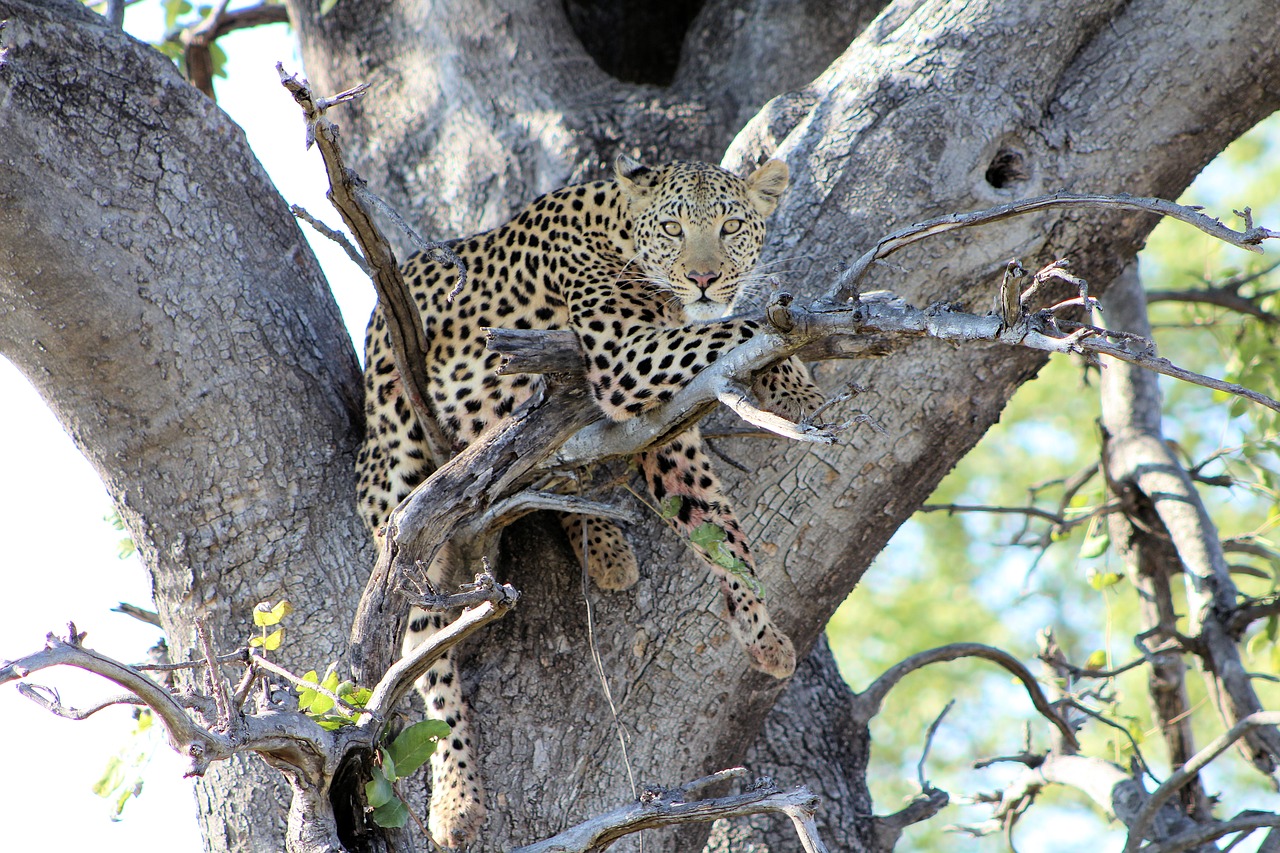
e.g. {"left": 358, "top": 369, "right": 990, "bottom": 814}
{"left": 2, "top": 0, "right": 1280, "bottom": 851}
{"left": 0, "top": 4, "right": 369, "bottom": 850}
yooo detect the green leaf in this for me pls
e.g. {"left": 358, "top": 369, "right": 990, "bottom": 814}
{"left": 254, "top": 600, "right": 293, "bottom": 627}
{"left": 208, "top": 42, "right": 229, "bottom": 80}
{"left": 93, "top": 756, "right": 125, "bottom": 798}
{"left": 659, "top": 495, "right": 682, "bottom": 520}
{"left": 340, "top": 685, "right": 372, "bottom": 708}
{"left": 690, "top": 521, "right": 726, "bottom": 548}
{"left": 388, "top": 719, "right": 451, "bottom": 778}
{"left": 381, "top": 747, "right": 398, "bottom": 782}
{"left": 1087, "top": 569, "right": 1123, "bottom": 591}
{"left": 321, "top": 669, "right": 341, "bottom": 693}
{"left": 1078, "top": 529, "right": 1111, "bottom": 559}
{"left": 308, "top": 691, "right": 334, "bottom": 716}
{"left": 1084, "top": 650, "right": 1108, "bottom": 671}
{"left": 314, "top": 716, "right": 347, "bottom": 731}
{"left": 365, "top": 766, "right": 395, "bottom": 808}
{"left": 371, "top": 796, "right": 409, "bottom": 828}
{"left": 296, "top": 670, "right": 320, "bottom": 711}
{"left": 319, "top": 0, "right": 342, "bottom": 15}
{"left": 249, "top": 627, "right": 284, "bottom": 650}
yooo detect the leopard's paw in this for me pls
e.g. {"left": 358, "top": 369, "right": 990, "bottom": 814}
{"left": 563, "top": 515, "right": 639, "bottom": 591}
{"left": 745, "top": 622, "right": 796, "bottom": 679}
{"left": 429, "top": 787, "right": 486, "bottom": 850}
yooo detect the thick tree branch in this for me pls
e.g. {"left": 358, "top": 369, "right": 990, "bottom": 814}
{"left": 1101, "top": 266, "right": 1280, "bottom": 777}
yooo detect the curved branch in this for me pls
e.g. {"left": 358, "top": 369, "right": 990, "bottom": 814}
{"left": 364, "top": 588, "right": 518, "bottom": 721}
{"left": 851, "top": 642, "right": 1078, "bottom": 750}
{"left": 1, "top": 630, "right": 229, "bottom": 773}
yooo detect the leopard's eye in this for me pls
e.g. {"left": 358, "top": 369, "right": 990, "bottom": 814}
{"left": 721, "top": 218, "right": 744, "bottom": 236}
{"left": 660, "top": 221, "right": 683, "bottom": 237}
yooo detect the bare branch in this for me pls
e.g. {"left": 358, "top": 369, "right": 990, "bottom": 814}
{"left": 1124, "top": 712, "right": 1280, "bottom": 853}
{"left": 364, "top": 585, "right": 518, "bottom": 721}
{"left": 1143, "top": 811, "right": 1280, "bottom": 853}
{"left": 290, "top": 204, "right": 370, "bottom": 275}
{"left": 16, "top": 683, "right": 146, "bottom": 720}
{"left": 277, "top": 66, "right": 454, "bottom": 471}
{"left": 510, "top": 771, "right": 829, "bottom": 853}
{"left": 716, "top": 379, "right": 842, "bottom": 443}
{"left": 829, "top": 193, "right": 1279, "bottom": 303}
{"left": 852, "top": 643, "right": 1078, "bottom": 750}
{"left": 1, "top": 630, "right": 229, "bottom": 775}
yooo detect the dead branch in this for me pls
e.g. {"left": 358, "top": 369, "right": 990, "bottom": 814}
{"left": 829, "top": 194, "right": 1279, "bottom": 303}
{"left": 510, "top": 768, "right": 830, "bottom": 853}
{"left": 1, "top": 626, "right": 231, "bottom": 775}
{"left": 851, "top": 642, "right": 1078, "bottom": 751}
{"left": 276, "top": 66, "right": 453, "bottom": 471}
{"left": 364, "top": 580, "right": 518, "bottom": 720}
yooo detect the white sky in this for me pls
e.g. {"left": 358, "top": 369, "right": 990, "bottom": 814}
{"left": 0, "top": 11, "right": 369, "bottom": 850}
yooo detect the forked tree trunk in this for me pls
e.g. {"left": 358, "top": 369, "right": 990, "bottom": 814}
{"left": 1, "top": 1, "right": 1278, "bottom": 851}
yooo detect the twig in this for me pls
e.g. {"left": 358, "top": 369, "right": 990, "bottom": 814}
{"left": 1123, "top": 712, "right": 1280, "bottom": 853}
{"left": 918, "top": 699, "right": 955, "bottom": 789}
{"left": 194, "top": 616, "right": 238, "bottom": 737}
{"left": 112, "top": 601, "right": 162, "bottom": 627}
{"left": 290, "top": 204, "right": 371, "bottom": 274}
{"left": 249, "top": 654, "right": 370, "bottom": 722}
{"left": 16, "top": 683, "right": 146, "bottom": 719}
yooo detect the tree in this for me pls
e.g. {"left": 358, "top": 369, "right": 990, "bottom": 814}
{"left": 2, "top": 1, "right": 1279, "bottom": 851}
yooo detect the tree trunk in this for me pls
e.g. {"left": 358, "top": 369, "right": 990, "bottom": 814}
{"left": 2, "top": 0, "right": 1279, "bottom": 850}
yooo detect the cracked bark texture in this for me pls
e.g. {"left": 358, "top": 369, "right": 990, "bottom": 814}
{"left": 2, "top": 0, "right": 1280, "bottom": 850}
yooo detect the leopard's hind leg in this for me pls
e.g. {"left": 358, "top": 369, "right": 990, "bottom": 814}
{"left": 561, "top": 514, "right": 639, "bottom": 590}
{"left": 401, "top": 542, "right": 486, "bottom": 849}
{"left": 638, "top": 427, "right": 796, "bottom": 678}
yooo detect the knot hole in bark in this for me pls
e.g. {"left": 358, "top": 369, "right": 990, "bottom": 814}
{"left": 984, "top": 144, "right": 1032, "bottom": 190}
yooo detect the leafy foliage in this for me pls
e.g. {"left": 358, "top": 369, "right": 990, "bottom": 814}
{"left": 826, "top": 113, "right": 1280, "bottom": 849}
{"left": 364, "top": 721, "right": 452, "bottom": 828}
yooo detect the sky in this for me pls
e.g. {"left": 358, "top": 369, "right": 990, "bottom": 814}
{"left": 0, "top": 10, "right": 368, "bottom": 850}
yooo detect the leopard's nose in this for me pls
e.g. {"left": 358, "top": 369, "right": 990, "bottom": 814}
{"left": 686, "top": 270, "right": 720, "bottom": 292}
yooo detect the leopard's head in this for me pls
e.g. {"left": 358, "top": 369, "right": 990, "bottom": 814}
{"left": 616, "top": 157, "right": 789, "bottom": 321}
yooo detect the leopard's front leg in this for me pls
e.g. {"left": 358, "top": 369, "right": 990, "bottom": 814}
{"left": 639, "top": 427, "right": 796, "bottom": 678}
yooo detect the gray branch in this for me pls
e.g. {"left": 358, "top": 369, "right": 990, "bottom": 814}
{"left": 511, "top": 768, "right": 830, "bottom": 853}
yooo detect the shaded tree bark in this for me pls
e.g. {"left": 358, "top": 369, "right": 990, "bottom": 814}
{"left": 2, "top": 0, "right": 1279, "bottom": 851}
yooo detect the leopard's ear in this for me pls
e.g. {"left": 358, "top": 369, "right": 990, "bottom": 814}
{"left": 746, "top": 160, "right": 789, "bottom": 217}
{"left": 615, "top": 154, "right": 658, "bottom": 205}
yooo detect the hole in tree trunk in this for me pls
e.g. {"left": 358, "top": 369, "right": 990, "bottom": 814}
{"left": 563, "top": 0, "right": 707, "bottom": 85}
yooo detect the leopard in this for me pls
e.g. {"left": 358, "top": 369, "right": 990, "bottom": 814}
{"left": 355, "top": 155, "right": 825, "bottom": 848}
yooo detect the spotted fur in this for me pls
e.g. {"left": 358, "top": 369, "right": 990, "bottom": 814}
{"left": 356, "top": 157, "right": 820, "bottom": 848}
